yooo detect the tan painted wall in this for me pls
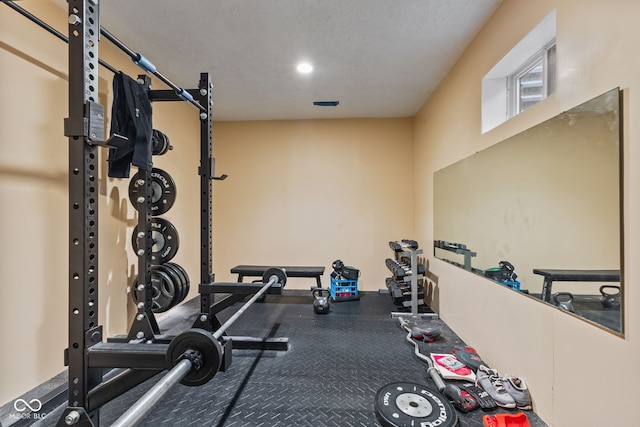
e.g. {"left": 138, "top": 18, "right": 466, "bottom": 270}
{"left": 212, "top": 118, "right": 414, "bottom": 289}
{"left": 1, "top": 1, "right": 72, "bottom": 405}
{"left": 415, "top": 0, "right": 638, "bottom": 425}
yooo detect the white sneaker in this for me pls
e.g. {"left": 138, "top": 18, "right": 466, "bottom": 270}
{"left": 475, "top": 365, "right": 516, "bottom": 408}
{"left": 502, "top": 376, "right": 532, "bottom": 410}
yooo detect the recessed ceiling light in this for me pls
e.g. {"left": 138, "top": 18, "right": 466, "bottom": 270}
{"left": 296, "top": 62, "right": 313, "bottom": 74}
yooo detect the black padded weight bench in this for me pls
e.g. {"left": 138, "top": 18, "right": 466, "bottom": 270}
{"left": 533, "top": 269, "right": 620, "bottom": 303}
{"left": 231, "top": 265, "right": 325, "bottom": 287}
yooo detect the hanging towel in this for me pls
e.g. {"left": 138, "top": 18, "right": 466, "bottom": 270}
{"left": 108, "top": 71, "right": 153, "bottom": 178}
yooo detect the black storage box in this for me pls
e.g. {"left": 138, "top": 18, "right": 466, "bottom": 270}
{"left": 340, "top": 265, "right": 360, "bottom": 280}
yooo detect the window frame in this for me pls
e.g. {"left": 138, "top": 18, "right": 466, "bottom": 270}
{"left": 507, "top": 39, "right": 557, "bottom": 118}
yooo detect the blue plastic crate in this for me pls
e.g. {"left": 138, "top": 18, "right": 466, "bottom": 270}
{"left": 501, "top": 280, "right": 521, "bottom": 291}
{"left": 330, "top": 278, "right": 359, "bottom": 301}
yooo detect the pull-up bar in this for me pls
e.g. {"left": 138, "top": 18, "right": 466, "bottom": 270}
{"left": 4, "top": 1, "right": 206, "bottom": 112}
{"left": 99, "top": 27, "right": 206, "bottom": 112}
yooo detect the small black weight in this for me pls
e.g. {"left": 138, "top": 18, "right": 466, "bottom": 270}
{"left": 129, "top": 168, "right": 177, "bottom": 215}
{"left": 374, "top": 382, "right": 458, "bottom": 427}
{"left": 151, "top": 129, "right": 171, "bottom": 156}
{"left": 132, "top": 217, "right": 180, "bottom": 264}
{"left": 311, "top": 287, "right": 331, "bottom": 314}
{"left": 167, "top": 329, "right": 222, "bottom": 386}
{"left": 600, "top": 285, "right": 621, "bottom": 309}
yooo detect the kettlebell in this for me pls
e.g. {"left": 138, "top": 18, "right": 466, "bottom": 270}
{"left": 553, "top": 292, "right": 575, "bottom": 313}
{"left": 600, "top": 285, "right": 621, "bottom": 309}
{"left": 312, "top": 287, "right": 331, "bottom": 314}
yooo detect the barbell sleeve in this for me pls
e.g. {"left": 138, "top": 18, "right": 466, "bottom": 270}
{"left": 110, "top": 358, "right": 192, "bottom": 427}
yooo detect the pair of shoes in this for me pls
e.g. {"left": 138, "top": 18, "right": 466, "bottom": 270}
{"left": 502, "top": 375, "right": 532, "bottom": 410}
{"left": 475, "top": 365, "right": 516, "bottom": 408}
{"left": 476, "top": 365, "right": 532, "bottom": 410}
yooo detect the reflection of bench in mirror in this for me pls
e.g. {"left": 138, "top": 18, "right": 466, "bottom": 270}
{"left": 532, "top": 269, "right": 621, "bottom": 303}
{"left": 533, "top": 269, "right": 622, "bottom": 333}
{"left": 433, "top": 240, "right": 477, "bottom": 271}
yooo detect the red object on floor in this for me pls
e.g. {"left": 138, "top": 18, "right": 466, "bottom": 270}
{"left": 483, "top": 412, "right": 532, "bottom": 427}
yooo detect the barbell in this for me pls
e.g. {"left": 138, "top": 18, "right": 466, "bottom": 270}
{"left": 110, "top": 267, "right": 286, "bottom": 427}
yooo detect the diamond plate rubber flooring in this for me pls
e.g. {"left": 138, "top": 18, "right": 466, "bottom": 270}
{"left": 37, "top": 291, "right": 547, "bottom": 427}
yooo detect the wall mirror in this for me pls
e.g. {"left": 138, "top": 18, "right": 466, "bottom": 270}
{"left": 434, "top": 88, "right": 622, "bottom": 334}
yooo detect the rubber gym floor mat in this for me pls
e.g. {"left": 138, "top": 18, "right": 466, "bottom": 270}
{"left": 35, "top": 292, "right": 548, "bottom": 427}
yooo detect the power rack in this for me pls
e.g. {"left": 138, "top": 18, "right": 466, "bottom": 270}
{"left": 2, "top": 0, "right": 230, "bottom": 425}
{"left": 59, "top": 0, "right": 220, "bottom": 424}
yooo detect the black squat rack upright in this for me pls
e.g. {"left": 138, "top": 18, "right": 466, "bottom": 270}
{"left": 5, "top": 1, "right": 291, "bottom": 426}
{"left": 61, "top": 0, "right": 218, "bottom": 425}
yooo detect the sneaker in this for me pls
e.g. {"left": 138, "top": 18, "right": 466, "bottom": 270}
{"left": 502, "top": 376, "right": 532, "bottom": 410}
{"left": 475, "top": 365, "right": 516, "bottom": 408}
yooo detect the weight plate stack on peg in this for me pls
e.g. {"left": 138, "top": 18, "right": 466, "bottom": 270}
{"left": 130, "top": 166, "right": 190, "bottom": 311}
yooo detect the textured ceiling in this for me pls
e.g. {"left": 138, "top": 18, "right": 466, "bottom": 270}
{"left": 76, "top": 0, "right": 501, "bottom": 121}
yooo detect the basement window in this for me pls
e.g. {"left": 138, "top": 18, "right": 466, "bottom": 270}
{"left": 508, "top": 40, "right": 556, "bottom": 116}
{"left": 482, "top": 10, "right": 556, "bottom": 133}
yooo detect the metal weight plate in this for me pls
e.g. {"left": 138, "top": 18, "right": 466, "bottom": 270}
{"left": 161, "top": 263, "right": 184, "bottom": 305}
{"left": 158, "top": 263, "right": 184, "bottom": 306}
{"left": 167, "top": 329, "right": 223, "bottom": 386}
{"left": 166, "top": 262, "right": 190, "bottom": 304}
{"left": 131, "top": 267, "right": 178, "bottom": 313}
{"left": 162, "top": 263, "right": 187, "bottom": 305}
{"left": 152, "top": 267, "right": 179, "bottom": 312}
{"left": 132, "top": 217, "right": 180, "bottom": 264}
{"left": 168, "top": 262, "right": 189, "bottom": 301}
{"left": 151, "top": 129, "right": 171, "bottom": 156}
{"left": 374, "top": 382, "right": 458, "bottom": 427}
{"left": 173, "top": 263, "right": 190, "bottom": 296}
{"left": 262, "top": 267, "right": 287, "bottom": 288}
{"left": 128, "top": 168, "right": 177, "bottom": 215}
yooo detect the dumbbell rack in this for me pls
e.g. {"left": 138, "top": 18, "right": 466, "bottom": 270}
{"left": 386, "top": 240, "right": 437, "bottom": 318}
{"left": 433, "top": 240, "right": 478, "bottom": 272}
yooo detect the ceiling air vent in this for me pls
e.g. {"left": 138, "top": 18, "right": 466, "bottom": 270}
{"left": 313, "top": 101, "right": 339, "bottom": 107}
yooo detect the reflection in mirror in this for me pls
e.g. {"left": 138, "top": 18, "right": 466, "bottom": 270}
{"left": 434, "top": 88, "right": 622, "bottom": 334}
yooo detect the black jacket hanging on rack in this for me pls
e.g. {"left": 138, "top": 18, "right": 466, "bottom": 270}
{"left": 108, "top": 71, "right": 153, "bottom": 178}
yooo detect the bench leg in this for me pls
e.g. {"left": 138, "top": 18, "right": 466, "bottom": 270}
{"left": 541, "top": 278, "right": 553, "bottom": 303}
